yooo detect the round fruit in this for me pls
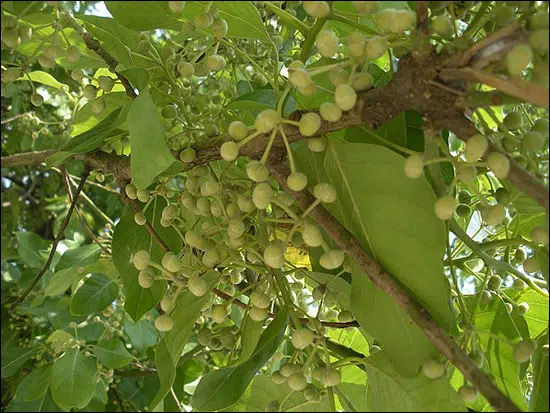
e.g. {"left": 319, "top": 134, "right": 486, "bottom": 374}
{"left": 98, "top": 76, "right": 114, "bottom": 92}
{"left": 458, "top": 191, "right": 472, "bottom": 205}
{"left": 188, "top": 276, "right": 208, "bottom": 297}
{"left": 464, "top": 134, "right": 488, "bottom": 162}
{"left": 334, "top": 84, "right": 357, "bottom": 111}
{"left": 30, "top": 93, "right": 43, "bottom": 107}
{"left": 134, "top": 212, "right": 146, "bottom": 226}
{"left": 313, "top": 182, "right": 336, "bottom": 203}
{"left": 255, "top": 109, "right": 280, "bottom": 133}
{"left": 287, "top": 172, "right": 308, "bottom": 192}
{"left": 125, "top": 184, "right": 137, "bottom": 199}
{"left": 133, "top": 250, "right": 151, "bottom": 270}
{"left": 168, "top": 1, "right": 185, "bottom": 13}
{"left": 523, "top": 256, "right": 540, "bottom": 274}
{"left": 71, "top": 69, "right": 84, "bottom": 81}
{"left": 503, "top": 112, "right": 523, "bottom": 130}
{"left": 352, "top": 1, "right": 379, "bottom": 14}
{"left": 303, "top": 1, "right": 330, "bottom": 18}
{"left": 404, "top": 154, "right": 424, "bottom": 178}
{"left": 494, "top": 187, "right": 511, "bottom": 205}
{"left": 329, "top": 67, "right": 348, "bottom": 86}
{"left": 458, "top": 385, "right": 479, "bottom": 403}
{"left": 347, "top": 31, "right": 366, "bottom": 57}
{"left": 228, "top": 121, "right": 248, "bottom": 140}
{"left": 271, "top": 371, "right": 287, "bottom": 384}
{"left": 307, "top": 137, "right": 327, "bottom": 152}
{"left": 506, "top": 43, "right": 533, "bottom": 76}
{"left": 487, "top": 274, "right": 502, "bottom": 291}
{"left": 250, "top": 291, "right": 269, "bottom": 310}
{"left": 486, "top": 152, "right": 510, "bottom": 179}
{"left": 312, "top": 285, "right": 327, "bottom": 301}
{"left": 155, "top": 315, "right": 174, "bottom": 332}
{"left": 469, "top": 349, "right": 484, "bottom": 368}
{"left": 253, "top": 182, "right": 274, "bottom": 209}
{"left": 302, "top": 223, "right": 323, "bottom": 247}
{"left": 364, "top": 35, "right": 388, "bottom": 60}
{"left": 432, "top": 15, "right": 453, "bottom": 37}
{"left": 137, "top": 189, "right": 149, "bottom": 203}
{"left": 160, "top": 295, "right": 175, "bottom": 313}
{"left": 289, "top": 67, "right": 313, "bottom": 88}
{"left": 138, "top": 269, "right": 154, "bottom": 288}
{"left": 513, "top": 277, "right": 526, "bottom": 290}
{"left": 83, "top": 84, "right": 98, "bottom": 100}
{"left": 227, "top": 218, "right": 246, "bottom": 239}
{"left": 247, "top": 160, "right": 270, "bottom": 182}
{"left": 202, "top": 250, "right": 220, "bottom": 267}
{"left": 249, "top": 306, "right": 268, "bottom": 321}
{"left": 392, "top": 9, "right": 415, "bottom": 33}
{"left": 315, "top": 30, "right": 339, "bottom": 57}
{"left": 162, "top": 104, "right": 177, "bottom": 119}
{"left": 319, "top": 102, "right": 342, "bottom": 123}
{"left": 200, "top": 181, "right": 220, "bottom": 197}
{"left": 522, "top": 131, "right": 545, "bottom": 151}
{"left": 299, "top": 113, "right": 322, "bottom": 137}
{"left": 483, "top": 204, "right": 506, "bottom": 226}
{"left": 532, "top": 118, "right": 549, "bottom": 136}
{"left": 92, "top": 98, "right": 105, "bottom": 114}
{"left": 212, "top": 18, "right": 229, "bottom": 38}
{"left": 166, "top": 254, "right": 182, "bottom": 273}
{"left": 352, "top": 72, "right": 374, "bottom": 91}
{"left": 66, "top": 45, "right": 81, "bottom": 62}
{"left": 319, "top": 250, "right": 345, "bottom": 270}
{"left": 211, "top": 304, "right": 227, "bottom": 323}
{"left": 177, "top": 61, "right": 194, "bottom": 77}
{"left": 206, "top": 54, "right": 226, "bottom": 71}
{"left": 198, "top": 328, "right": 211, "bottom": 346}
{"left": 180, "top": 148, "right": 196, "bottom": 163}
{"left": 194, "top": 12, "right": 214, "bottom": 29}
{"left": 292, "top": 327, "right": 314, "bottom": 349}
{"left": 422, "top": 360, "right": 445, "bottom": 379}
{"left": 516, "top": 302, "right": 529, "bottom": 316}
{"left": 304, "top": 385, "right": 321, "bottom": 403}
{"left": 456, "top": 204, "right": 471, "bottom": 218}
{"left": 513, "top": 339, "right": 535, "bottom": 362}
{"left": 287, "top": 373, "right": 307, "bottom": 391}
{"left": 263, "top": 241, "right": 286, "bottom": 268}
{"left": 531, "top": 226, "right": 549, "bottom": 245}
{"left": 434, "top": 195, "right": 456, "bottom": 220}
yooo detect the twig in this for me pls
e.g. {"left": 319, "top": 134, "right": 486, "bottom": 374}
{"left": 1, "top": 113, "right": 31, "bottom": 124}
{"left": 415, "top": 1, "right": 429, "bottom": 34}
{"left": 62, "top": 168, "right": 111, "bottom": 255}
{"left": 267, "top": 160, "right": 520, "bottom": 412}
{"left": 10, "top": 165, "right": 91, "bottom": 309}
{"left": 126, "top": 197, "right": 171, "bottom": 252}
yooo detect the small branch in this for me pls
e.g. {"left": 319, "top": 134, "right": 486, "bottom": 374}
{"left": 1, "top": 113, "right": 31, "bottom": 124}
{"left": 415, "top": 1, "right": 429, "bottom": 33}
{"left": 439, "top": 67, "right": 550, "bottom": 108}
{"left": 267, "top": 160, "right": 520, "bottom": 412}
{"left": 1, "top": 150, "right": 55, "bottom": 168}
{"left": 10, "top": 166, "right": 91, "bottom": 309}
{"left": 126, "top": 197, "right": 171, "bottom": 252}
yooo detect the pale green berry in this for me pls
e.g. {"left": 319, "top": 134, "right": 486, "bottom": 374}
{"left": 422, "top": 360, "right": 445, "bottom": 379}
{"left": 237, "top": 195, "right": 255, "bottom": 213}
{"left": 303, "top": 1, "right": 330, "bottom": 18}
{"left": 404, "top": 154, "right": 424, "bottom": 178}
{"left": 302, "top": 223, "right": 323, "bottom": 247}
{"left": 523, "top": 256, "right": 539, "bottom": 274}
{"left": 506, "top": 43, "right": 533, "bottom": 76}
{"left": 287, "top": 172, "right": 308, "bottom": 192}
{"left": 134, "top": 212, "right": 146, "bottom": 226}
{"left": 206, "top": 54, "right": 226, "bottom": 71}
{"left": 321, "top": 367, "right": 341, "bottom": 386}
{"left": 137, "top": 189, "right": 149, "bottom": 203}
{"left": 228, "top": 121, "right": 248, "bottom": 140}
{"left": 314, "top": 182, "right": 336, "bottom": 203}
{"left": 252, "top": 182, "right": 274, "bottom": 209}
{"left": 320, "top": 250, "right": 345, "bottom": 270}
{"left": 92, "top": 98, "right": 106, "bottom": 114}
{"left": 211, "top": 304, "right": 227, "bottom": 323}
{"left": 180, "top": 148, "right": 196, "bottom": 163}
{"left": 347, "top": 31, "right": 366, "bottom": 58}
{"left": 532, "top": 118, "right": 549, "bottom": 136}
{"left": 315, "top": 30, "right": 339, "bottom": 57}
{"left": 194, "top": 12, "right": 214, "bottom": 29}
{"left": 434, "top": 195, "right": 455, "bottom": 220}
{"left": 133, "top": 250, "right": 151, "bottom": 271}
{"left": 30, "top": 93, "right": 44, "bottom": 107}
{"left": 319, "top": 102, "right": 342, "bottom": 123}
{"left": 255, "top": 109, "right": 280, "bottom": 133}
{"left": 228, "top": 218, "right": 246, "bottom": 239}
{"left": 212, "top": 18, "right": 228, "bottom": 38}
{"left": 155, "top": 315, "right": 174, "bottom": 332}
{"left": 457, "top": 165, "right": 477, "bottom": 183}
{"left": 125, "top": 183, "right": 137, "bottom": 199}
{"left": 334, "top": 84, "right": 357, "bottom": 111}
{"left": 66, "top": 45, "right": 81, "bottom": 62}
{"left": 249, "top": 306, "right": 267, "bottom": 321}
{"left": 247, "top": 160, "right": 270, "bottom": 182}
{"left": 364, "top": 35, "right": 388, "bottom": 60}
{"left": 200, "top": 181, "right": 220, "bottom": 197}
{"left": 483, "top": 204, "right": 506, "bottom": 226}
{"left": 71, "top": 69, "right": 84, "bottom": 81}
{"left": 503, "top": 112, "right": 523, "bottom": 130}
{"left": 392, "top": 9, "right": 415, "bottom": 33}
{"left": 487, "top": 274, "right": 502, "bottom": 291}
{"left": 486, "top": 152, "right": 510, "bottom": 179}
{"left": 83, "top": 84, "right": 98, "bottom": 100}
{"left": 308, "top": 137, "right": 327, "bottom": 152}
{"left": 177, "top": 61, "right": 194, "bottom": 77}
{"left": 432, "top": 15, "right": 454, "bottom": 37}
{"left": 250, "top": 291, "right": 270, "bottom": 309}
{"left": 531, "top": 226, "right": 549, "bottom": 245}
{"left": 188, "top": 276, "right": 208, "bottom": 297}
{"left": 513, "top": 339, "right": 535, "bottom": 362}
{"left": 97, "top": 75, "right": 114, "bottom": 92}
{"left": 44, "top": 45, "right": 63, "bottom": 59}
{"left": 292, "top": 327, "right": 314, "bottom": 349}
{"left": 329, "top": 67, "right": 347, "bottom": 86}
{"left": 522, "top": 131, "right": 545, "bottom": 151}
{"left": 516, "top": 302, "right": 529, "bottom": 316}
{"left": 2, "top": 28, "right": 21, "bottom": 49}
{"left": 168, "top": 1, "right": 186, "bottom": 13}
{"left": 352, "top": 72, "right": 374, "bottom": 91}
{"left": 464, "top": 134, "right": 488, "bottom": 162}
{"left": 263, "top": 240, "right": 286, "bottom": 268}
{"left": 162, "top": 205, "right": 178, "bottom": 220}
{"left": 271, "top": 371, "right": 286, "bottom": 384}
{"left": 289, "top": 67, "right": 313, "bottom": 88}
{"left": 160, "top": 295, "right": 176, "bottom": 313}
{"left": 458, "top": 385, "right": 479, "bottom": 403}
{"left": 352, "top": 1, "right": 380, "bottom": 14}
{"left": 138, "top": 269, "right": 154, "bottom": 288}
{"left": 299, "top": 113, "right": 322, "bottom": 136}
{"left": 220, "top": 141, "right": 239, "bottom": 161}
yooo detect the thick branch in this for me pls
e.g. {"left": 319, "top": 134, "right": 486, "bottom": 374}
{"left": 267, "top": 160, "right": 520, "bottom": 412}
{"left": 10, "top": 166, "right": 91, "bottom": 309}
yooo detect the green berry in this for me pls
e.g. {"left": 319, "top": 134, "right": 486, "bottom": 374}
{"left": 205, "top": 54, "right": 226, "bottom": 71}
{"left": 503, "top": 112, "right": 523, "bottom": 130}
{"left": 138, "top": 269, "right": 154, "bottom": 288}
{"left": 329, "top": 67, "right": 348, "bottom": 86}
{"left": 92, "top": 98, "right": 105, "bottom": 114}
{"left": 289, "top": 67, "right": 313, "bottom": 88}
{"left": 212, "top": 18, "right": 228, "bottom": 38}
{"left": 177, "top": 61, "right": 195, "bottom": 77}
{"left": 228, "top": 121, "right": 248, "bottom": 140}
{"left": 249, "top": 306, "right": 267, "bottom": 321}
{"left": 287, "top": 172, "right": 308, "bottom": 192}
{"left": 506, "top": 44, "right": 533, "bottom": 76}
{"left": 155, "top": 315, "right": 174, "bottom": 332}
{"left": 315, "top": 30, "right": 339, "bottom": 57}
{"left": 483, "top": 204, "right": 506, "bottom": 226}
{"left": 456, "top": 204, "right": 471, "bottom": 218}
{"left": 287, "top": 372, "right": 307, "bottom": 391}
{"left": 513, "top": 339, "right": 535, "bottom": 362}
{"left": 313, "top": 182, "right": 336, "bottom": 203}
{"left": 434, "top": 195, "right": 455, "bottom": 220}
{"left": 137, "top": 189, "right": 150, "bottom": 203}
{"left": 263, "top": 240, "right": 286, "bottom": 268}
{"left": 487, "top": 274, "right": 502, "bottom": 291}
{"left": 532, "top": 118, "right": 549, "bottom": 136}
{"left": 464, "top": 134, "right": 488, "bottom": 162}
{"left": 211, "top": 304, "right": 227, "bottom": 323}
{"left": 71, "top": 69, "right": 84, "bottom": 81}
{"left": 319, "top": 102, "right": 342, "bottom": 123}
{"left": 364, "top": 35, "right": 388, "bottom": 60}
{"left": 98, "top": 75, "right": 114, "bottom": 92}
{"left": 188, "top": 276, "right": 208, "bottom": 297}
{"left": 194, "top": 12, "right": 214, "bottom": 29}
{"left": 404, "top": 154, "right": 424, "bottom": 178}
{"left": 302, "top": 223, "right": 323, "bottom": 247}
{"left": 480, "top": 290, "right": 492, "bottom": 305}
{"left": 133, "top": 250, "right": 151, "bottom": 271}
{"left": 30, "top": 93, "right": 44, "bottom": 107}
{"left": 168, "top": 1, "right": 185, "bottom": 13}
{"left": 299, "top": 113, "right": 322, "bottom": 137}
{"left": 320, "top": 250, "right": 345, "bottom": 270}
{"left": 136, "top": 40, "right": 150, "bottom": 54}
{"left": 247, "top": 160, "right": 270, "bottom": 182}
{"left": 83, "top": 84, "right": 98, "bottom": 100}
{"left": 334, "top": 84, "right": 357, "bottom": 111}
{"left": 531, "top": 226, "right": 549, "bottom": 245}
{"left": 523, "top": 256, "right": 539, "bottom": 274}
{"left": 422, "top": 359, "right": 445, "bottom": 379}
{"left": 180, "top": 148, "right": 196, "bottom": 163}
{"left": 522, "top": 131, "right": 545, "bottom": 151}
{"left": 516, "top": 302, "right": 529, "bottom": 316}
{"left": 347, "top": 31, "right": 366, "bottom": 58}
{"left": 432, "top": 15, "right": 454, "bottom": 37}
{"left": 321, "top": 367, "right": 341, "bottom": 386}
{"left": 292, "top": 327, "right": 314, "bottom": 349}
{"left": 250, "top": 291, "right": 270, "bottom": 309}
{"left": 352, "top": 1, "right": 379, "bottom": 14}
{"left": 125, "top": 183, "right": 137, "bottom": 199}
{"left": 352, "top": 72, "right": 373, "bottom": 91}
{"left": 303, "top": 1, "right": 330, "bottom": 18}
{"left": 220, "top": 141, "right": 239, "bottom": 161}
{"left": 494, "top": 187, "right": 510, "bottom": 205}
{"left": 457, "top": 165, "right": 477, "bottom": 183}
{"left": 134, "top": 212, "right": 146, "bottom": 226}
{"left": 160, "top": 295, "right": 176, "bottom": 313}
{"left": 308, "top": 137, "right": 327, "bottom": 152}
{"left": 458, "top": 385, "right": 479, "bottom": 403}
{"left": 254, "top": 109, "right": 280, "bottom": 133}
{"left": 252, "top": 182, "right": 274, "bottom": 209}
{"left": 486, "top": 152, "right": 510, "bottom": 179}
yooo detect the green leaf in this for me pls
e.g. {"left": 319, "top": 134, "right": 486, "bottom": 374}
{"left": 50, "top": 348, "right": 95, "bottom": 411}
{"left": 223, "top": 374, "right": 330, "bottom": 412}
{"left": 1, "top": 346, "right": 38, "bottom": 378}
{"left": 56, "top": 244, "right": 101, "bottom": 271}
{"left": 16, "top": 231, "right": 48, "bottom": 269}
{"left": 17, "top": 365, "right": 52, "bottom": 402}
{"left": 192, "top": 307, "right": 289, "bottom": 411}
{"left": 70, "top": 273, "right": 119, "bottom": 316}
{"left": 106, "top": 1, "right": 182, "bottom": 31}
{"left": 503, "top": 179, "right": 547, "bottom": 238}
{"left": 45, "top": 268, "right": 79, "bottom": 296}
{"left": 236, "top": 315, "right": 264, "bottom": 364}
{"left": 306, "top": 271, "right": 351, "bottom": 310}
{"left": 6, "top": 389, "right": 61, "bottom": 412}
{"left": 226, "top": 89, "right": 296, "bottom": 115}
{"left": 92, "top": 338, "right": 133, "bottom": 369}
{"left": 123, "top": 317, "right": 158, "bottom": 353}
{"left": 15, "top": 70, "right": 66, "bottom": 89}
{"left": 60, "top": 106, "right": 128, "bottom": 154}
{"left": 127, "top": 88, "right": 175, "bottom": 190}
{"left": 531, "top": 333, "right": 549, "bottom": 412}
{"left": 118, "top": 67, "right": 150, "bottom": 91}
{"left": 295, "top": 140, "right": 454, "bottom": 376}
{"left": 537, "top": 247, "right": 549, "bottom": 284}
{"left": 112, "top": 197, "right": 180, "bottom": 322}
{"left": 45, "top": 151, "right": 73, "bottom": 168}
{"left": 46, "top": 329, "right": 74, "bottom": 351}
{"left": 149, "top": 270, "right": 222, "bottom": 411}
{"left": 336, "top": 366, "right": 368, "bottom": 412}
{"left": 365, "top": 351, "right": 465, "bottom": 411}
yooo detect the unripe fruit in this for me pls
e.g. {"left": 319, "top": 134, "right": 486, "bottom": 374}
{"left": 155, "top": 315, "right": 174, "bottom": 332}
{"left": 308, "top": 137, "right": 327, "bottom": 153}
{"left": 404, "top": 154, "right": 424, "bottom": 178}
{"left": 237, "top": 195, "right": 255, "bottom": 213}
{"left": 531, "top": 226, "right": 549, "bottom": 245}
{"left": 196, "top": 197, "right": 211, "bottom": 213}
{"left": 211, "top": 304, "right": 227, "bottom": 323}
{"left": 487, "top": 274, "right": 502, "bottom": 291}
{"left": 287, "top": 372, "right": 307, "bottom": 391}
{"left": 483, "top": 204, "right": 506, "bottom": 226}
{"left": 422, "top": 360, "right": 445, "bottom": 379}
{"left": 347, "top": 31, "right": 366, "bottom": 58}
{"left": 66, "top": 45, "right": 81, "bottom": 62}
{"left": 198, "top": 328, "right": 211, "bottom": 346}
{"left": 162, "top": 205, "right": 178, "bottom": 220}
{"left": 292, "top": 327, "right": 314, "bottom": 349}
{"left": 162, "top": 104, "right": 177, "bottom": 119}
{"left": 2, "top": 28, "right": 21, "bottom": 49}
{"left": 315, "top": 30, "right": 339, "bottom": 57}
{"left": 206, "top": 54, "right": 226, "bottom": 71}
{"left": 92, "top": 98, "right": 105, "bottom": 114}
{"left": 180, "top": 148, "right": 196, "bottom": 163}
{"left": 312, "top": 366, "right": 325, "bottom": 381}
{"left": 432, "top": 15, "right": 454, "bottom": 37}
{"left": 200, "top": 181, "right": 220, "bottom": 197}
{"left": 503, "top": 136, "right": 518, "bottom": 153}
{"left": 219, "top": 141, "right": 239, "bottom": 161}
{"left": 522, "top": 131, "right": 545, "bottom": 151}
{"left": 480, "top": 290, "right": 492, "bottom": 305}
{"left": 513, "top": 277, "right": 526, "bottom": 289}
{"left": 319, "top": 102, "right": 342, "bottom": 123}
{"left": 38, "top": 54, "right": 55, "bottom": 69}
{"left": 321, "top": 367, "right": 341, "bottom": 386}
{"left": 456, "top": 204, "right": 471, "bottom": 218}
{"left": 364, "top": 35, "right": 388, "bottom": 60}
{"left": 312, "top": 285, "right": 326, "bottom": 301}
{"left": 334, "top": 84, "right": 357, "bottom": 111}
{"left": 532, "top": 118, "right": 549, "bottom": 136}
{"left": 160, "top": 295, "right": 175, "bottom": 313}
{"left": 299, "top": 113, "right": 322, "bottom": 137}
{"left": 513, "top": 339, "right": 535, "bottom": 362}
{"left": 503, "top": 112, "right": 523, "bottom": 130}
{"left": 194, "top": 12, "right": 214, "bottom": 29}
{"left": 83, "top": 84, "right": 98, "bottom": 100}
{"left": 98, "top": 76, "right": 114, "bottom": 92}
{"left": 249, "top": 306, "right": 268, "bottom": 321}
{"left": 255, "top": 109, "right": 280, "bottom": 133}
{"left": 302, "top": 223, "right": 323, "bottom": 247}
{"left": 264, "top": 240, "right": 286, "bottom": 268}
{"left": 516, "top": 302, "right": 529, "bottom": 316}
{"left": 177, "top": 61, "right": 194, "bottom": 77}
{"left": 164, "top": 253, "right": 182, "bottom": 272}
{"left": 137, "top": 189, "right": 149, "bottom": 203}
{"left": 188, "top": 276, "right": 208, "bottom": 297}
{"left": 252, "top": 182, "right": 274, "bottom": 209}
{"left": 469, "top": 350, "right": 484, "bottom": 368}
{"left": 506, "top": 44, "right": 533, "bottom": 76}
{"left": 329, "top": 67, "right": 348, "bottom": 86}
{"left": 2, "top": 68, "right": 22, "bottom": 83}
{"left": 320, "top": 250, "right": 345, "bottom": 270}
{"left": 352, "top": 72, "right": 374, "bottom": 91}
{"left": 523, "top": 256, "right": 539, "bottom": 274}
{"left": 458, "top": 385, "right": 479, "bottom": 403}
{"left": 271, "top": 371, "right": 287, "bottom": 384}
{"left": 228, "top": 121, "right": 248, "bottom": 140}
{"left": 464, "top": 134, "right": 488, "bottom": 162}
{"left": 134, "top": 212, "right": 146, "bottom": 226}
{"left": 44, "top": 45, "right": 63, "bottom": 59}
{"left": 456, "top": 165, "right": 476, "bottom": 183}
{"left": 125, "top": 184, "right": 137, "bottom": 199}
{"left": 133, "top": 250, "right": 151, "bottom": 271}
{"left": 138, "top": 269, "right": 154, "bottom": 288}
{"left": 136, "top": 40, "right": 150, "bottom": 54}
{"left": 289, "top": 67, "right": 313, "bottom": 88}
{"left": 486, "top": 152, "right": 510, "bottom": 179}
{"left": 202, "top": 250, "right": 220, "bottom": 267}
{"left": 168, "top": 1, "right": 185, "bottom": 13}
{"left": 303, "top": 1, "right": 330, "bottom": 18}
{"left": 434, "top": 195, "right": 455, "bottom": 220}
{"left": 314, "top": 182, "right": 336, "bottom": 203}
{"left": 250, "top": 291, "right": 270, "bottom": 309}
{"left": 212, "top": 18, "right": 228, "bottom": 38}
{"left": 71, "top": 69, "right": 84, "bottom": 81}
{"left": 494, "top": 187, "right": 511, "bottom": 205}
{"left": 352, "top": 1, "right": 379, "bottom": 14}
{"left": 287, "top": 172, "right": 308, "bottom": 192}
{"left": 30, "top": 93, "right": 44, "bottom": 107}
{"left": 392, "top": 9, "right": 415, "bottom": 33}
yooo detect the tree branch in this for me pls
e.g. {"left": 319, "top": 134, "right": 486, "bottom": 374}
{"left": 10, "top": 165, "right": 91, "bottom": 309}
{"left": 266, "top": 160, "right": 520, "bottom": 412}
